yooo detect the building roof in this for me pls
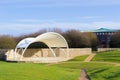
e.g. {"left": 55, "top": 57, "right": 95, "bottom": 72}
{"left": 89, "top": 28, "right": 117, "bottom": 32}
{"left": 16, "top": 38, "right": 35, "bottom": 48}
{"left": 16, "top": 32, "right": 68, "bottom": 48}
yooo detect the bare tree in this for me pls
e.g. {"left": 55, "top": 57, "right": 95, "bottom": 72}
{"left": 110, "top": 31, "right": 120, "bottom": 48}
{"left": 0, "top": 35, "right": 16, "bottom": 49}
{"left": 63, "top": 30, "right": 91, "bottom": 48}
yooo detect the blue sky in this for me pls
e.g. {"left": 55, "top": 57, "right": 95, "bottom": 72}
{"left": 0, "top": 0, "right": 120, "bottom": 36}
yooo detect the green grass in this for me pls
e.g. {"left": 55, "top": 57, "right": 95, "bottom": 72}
{"left": 92, "top": 50, "right": 120, "bottom": 63}
{"left": 0, "top": 50, "right": 120, "bottom": 80}
{"left": 53, "top": 62, "right": 120, "bottom": 80}
{"left": 0, "top": 61, "right": 120, "bottom": 80}
{"left": 89, "top": 66, "right": 120, "bottom": 80}
{"left": 67, "top": 55, "right": 89, "bottom": 61}
{"left": 0, "top": 61, "right": 79, "bottom": 80}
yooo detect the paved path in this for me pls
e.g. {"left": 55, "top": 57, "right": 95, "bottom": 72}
{"left": 46, "top": 61, "right": 120, "bottom": 67}
{"left": 79, "top": 68, "right": 91, "bottom": 80}
{"left": 84, "top": 54, "right": 96, "bottom": 62}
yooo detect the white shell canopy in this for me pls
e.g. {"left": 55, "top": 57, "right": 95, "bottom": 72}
{"left": 16, "top": 38, "right": 35, "bottom": 48}
{"left": 14, "top": 32, "right": 69, "bottom": 60}
{"left": 33, "top": 32, "right": 68, "bottom": 48}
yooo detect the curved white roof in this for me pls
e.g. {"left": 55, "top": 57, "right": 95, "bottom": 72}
{"left": 16, "top": 32, "right": 68, "bottom": 48}
{"left": 33, "top": 32, "right": 68, "bottom": 47}
{"left": 16, "top": 38, "right": 35, "bottom": 48}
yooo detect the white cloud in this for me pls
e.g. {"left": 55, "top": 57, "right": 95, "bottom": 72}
{"left": 91, "top": 22, "right": 120, "bottom": 29}
{"left": 0, "top": 21, "right": 120, "bottom": 36}
{"left": 0, "top": 21, "right": 120, "bottom": 32}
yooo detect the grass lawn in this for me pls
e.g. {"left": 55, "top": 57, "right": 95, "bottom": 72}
{"left": 54, "top": 62, "right": 120, "bottom": 80}
{"left": 67, "top": 55, "right": 89, "bottom": 61}
{"left": 0, "top": 50, "right": 120, "bottom": 80}
{"left": 0, "top": 61, "right": 79, "bottom": 80}
{"left": 92, "top": 50, "right": 120, "bottom": 63}
{"left": 0, "top": 61, "right": 119, "bottom": 80}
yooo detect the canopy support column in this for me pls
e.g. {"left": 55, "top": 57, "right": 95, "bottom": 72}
{"left": 49, "top": 47, "right": 56, "bottom": 57}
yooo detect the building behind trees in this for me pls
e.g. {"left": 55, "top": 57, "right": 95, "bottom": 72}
{"left": 88, "top": 28, "right": 119, "bottom": 48}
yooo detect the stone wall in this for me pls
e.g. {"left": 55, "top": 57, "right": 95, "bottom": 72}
{"left": 59, "top": 48, "right": 92, "bottom": 58}
{"left": 97, "top": 48, "right": 120, "bottom": 52}
{"left": 5, "top": 48, "right": 92, "bottom": 62}
{"left": 2, "top": 48, "right": 120, "bottom": 63}
{"left": 0, "top": 49, "right": 9, "bottom": 60}
{"left": 23, "top": 48, "right": 91, "bottom": 58}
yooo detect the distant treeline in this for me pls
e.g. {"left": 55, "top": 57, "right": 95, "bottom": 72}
{"left": 0, "top": 28, "right": 119, "bottom": 49}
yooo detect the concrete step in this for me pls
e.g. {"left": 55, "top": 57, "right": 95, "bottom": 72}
{"left": 84, "top": 54, "right": 96, "bottom": 62}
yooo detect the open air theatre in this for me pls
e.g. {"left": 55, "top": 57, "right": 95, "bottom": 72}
{"left": 6, "top": 32, "right": 92, "bottom": 63}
